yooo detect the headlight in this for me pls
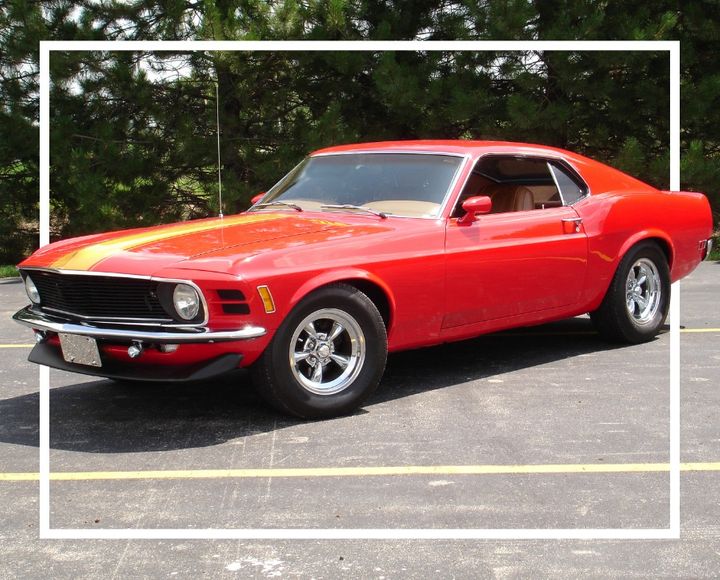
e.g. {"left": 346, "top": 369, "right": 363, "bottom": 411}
{"left": 24, "top": 276, "right": 41, "bottom": 304}
{"left": 172, "top": 283, "right": 200, "bottom": 320}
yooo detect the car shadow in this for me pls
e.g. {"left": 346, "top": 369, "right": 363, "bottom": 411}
{"left": 0, "top": 317, "right": 654, "bottom": 454}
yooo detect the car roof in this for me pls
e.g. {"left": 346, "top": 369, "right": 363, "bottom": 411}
{"left": 312, "top": 140, "right": 582, "bottom": 159}
{"left": 311, "top": 140, "right": 659, "bottom": 195}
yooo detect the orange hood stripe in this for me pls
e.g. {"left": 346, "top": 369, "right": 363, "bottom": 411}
{"left": 50, "top": 213, "right": 284, "bottom": 271}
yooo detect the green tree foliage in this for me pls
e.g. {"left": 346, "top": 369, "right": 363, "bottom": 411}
{"left": 1, "top": 0, "right": 43, "bottom": 263}
{"left": 1, "top": 0, "right": 718, "bottom": 263}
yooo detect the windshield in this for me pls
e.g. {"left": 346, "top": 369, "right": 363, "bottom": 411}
{"left": 254, "top": 153, "right": 464, "bottom": 218}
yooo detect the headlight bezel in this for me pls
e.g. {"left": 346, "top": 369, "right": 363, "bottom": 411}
{"left": 157, "top": 281, "right": 206, "bottom": 324}
{"left": 24, "top": 275, "right": 41, "bottom": 304}
{"left": 172, "top": 283, "right": 201, "bottom": 321}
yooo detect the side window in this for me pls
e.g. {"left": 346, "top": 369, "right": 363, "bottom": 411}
{"left": 452, "top": 156, "right": 559, "bottom": 216}
{"left": 548, "top": 162, "right": 587, "bottom": 205}
{"left": 452, "top": 156, "right": 589, "bottom": 217}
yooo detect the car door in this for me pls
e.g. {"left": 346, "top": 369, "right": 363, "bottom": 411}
{"left": 442, "top": 156, "right": 588, "bottom": 329}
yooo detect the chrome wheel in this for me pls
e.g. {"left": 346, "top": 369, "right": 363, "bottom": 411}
{"left": 625, "top": 258, "right": 661, "bottom": 325}
{"left": 289, "top": 308, "right": 366, "bottom": 395}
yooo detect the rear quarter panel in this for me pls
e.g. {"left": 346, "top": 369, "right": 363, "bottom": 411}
{"left": 575, "top": 189, "right": 713, "bottom": 311}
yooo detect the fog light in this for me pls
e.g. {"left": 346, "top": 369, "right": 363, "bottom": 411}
{"left": 128, "top": 343, "right": 143, "bottom": 358}
{"left": 173, "top": 284, "right": 201, "bottom": 320}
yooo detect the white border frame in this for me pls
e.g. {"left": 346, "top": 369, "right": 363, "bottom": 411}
{"left": 38, "top": 39, "right": 681, "bottom": 540}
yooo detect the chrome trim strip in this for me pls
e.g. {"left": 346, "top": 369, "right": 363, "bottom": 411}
{"left": 438, "top": 154, "right": 472, "bottom": 219}
{"left": 21, "top": 267, "right": 152, "bottom": 279}
{"left": 13, "top": 306, "right": 266, "bottom": 343}
{"left": 20, "top": 268, "right": 210, "bottom": 328}
{"left": 311, "top": 150, "right": 467, "bottom": 158}
{"left": 704, "top": 238, "right": 714, "bottom": 261}
{"left": 547, "top": 161, "right": 564, "bottom": 202}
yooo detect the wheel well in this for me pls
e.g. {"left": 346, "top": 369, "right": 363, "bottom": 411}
{"left": 643, "top": 237, "right": 673, "bottom": 268}
{"left": 337, "top": 279, "right": 392, "bottom": 330}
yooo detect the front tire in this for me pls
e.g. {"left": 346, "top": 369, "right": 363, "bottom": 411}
{"left": 251, "top": 284, "right": 387, "bottom": 419}
{"left": 590, "top": 241, "right": 670, "bottom": 344}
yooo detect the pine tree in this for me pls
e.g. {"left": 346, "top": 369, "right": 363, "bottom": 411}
{"left": 1, "top": 0, "right": 717, "bottom": 264}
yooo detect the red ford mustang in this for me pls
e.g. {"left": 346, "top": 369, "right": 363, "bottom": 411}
{"left": 14, "top": 141, "right": 714, "bottom": 418}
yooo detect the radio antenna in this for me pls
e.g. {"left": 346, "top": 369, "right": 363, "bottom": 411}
{"left": 215, "top": 79, "right": 223, "bottom": 218}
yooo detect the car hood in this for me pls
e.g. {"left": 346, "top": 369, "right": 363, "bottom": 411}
{"left": 21, "top": 212, "right": 392, "bottom": 277}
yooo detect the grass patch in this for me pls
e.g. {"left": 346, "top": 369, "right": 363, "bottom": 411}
{"left": 0, "top": 265, "right": 19, "bottom": 278}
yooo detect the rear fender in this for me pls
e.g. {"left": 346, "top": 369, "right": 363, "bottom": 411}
{"left": 617, "top": 230, "right": 675, "bottom": 271}
{"left": 582, "top": 230, "right": 675, "bottom": 313}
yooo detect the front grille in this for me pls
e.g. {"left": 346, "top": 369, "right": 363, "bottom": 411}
{"left": 28, "top": 270, "right": 171, "bottom": 322}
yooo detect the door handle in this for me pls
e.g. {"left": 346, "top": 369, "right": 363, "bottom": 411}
{"left": 561, "top": 217, "right": 583, "bottom": 233}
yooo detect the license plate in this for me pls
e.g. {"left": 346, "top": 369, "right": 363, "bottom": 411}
{"left": 59, "top": 333, "right": 102, "bottom": 367}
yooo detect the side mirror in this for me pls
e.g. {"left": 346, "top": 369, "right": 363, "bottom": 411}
{"left": 458, "top": 195, "right": 492, "bottom": 225}
{"left": 250, "top": 192, "right": 265, "bottom": 205}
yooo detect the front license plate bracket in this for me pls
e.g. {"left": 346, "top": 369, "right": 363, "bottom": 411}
{"left": 58, "top": 333, "right": 102, "bottom": 367}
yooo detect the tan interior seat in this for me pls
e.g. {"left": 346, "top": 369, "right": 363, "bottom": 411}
{"left": 479, "top": 183, "right": 535, "bottom": 213}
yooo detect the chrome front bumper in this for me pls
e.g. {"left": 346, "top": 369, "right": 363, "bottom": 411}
{"left": 13, "top": 306, "right": 266, "bottom": 343}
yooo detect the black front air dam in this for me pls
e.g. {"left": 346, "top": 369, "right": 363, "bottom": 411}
{"left": 28, "top": 342, "right": 243, "bottom": 383}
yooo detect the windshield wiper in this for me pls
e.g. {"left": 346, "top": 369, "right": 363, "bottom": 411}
{"left": 254, "top": 201, "right": 303, "bottom": 212}
{"left": 320, "top": 204, "right": 388, "bottom": 219}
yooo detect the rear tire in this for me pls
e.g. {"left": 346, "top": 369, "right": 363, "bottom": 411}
{"left": 590, "top": 241, "right": 670, "bottom": 344}
{"left": 251, "top": 283, "right": 387, "bottom": 419}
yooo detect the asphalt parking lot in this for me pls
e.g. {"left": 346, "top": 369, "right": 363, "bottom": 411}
{"left": 1, "top": 262, "right": 718, "bottom": 578}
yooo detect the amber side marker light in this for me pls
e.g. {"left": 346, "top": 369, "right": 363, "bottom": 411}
{"left": 257, "top": 285, "right": 276, "bottom": 313}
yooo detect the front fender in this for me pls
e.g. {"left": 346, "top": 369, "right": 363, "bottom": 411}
{"left": 288, "top": 268, "right": 396, "bottom": 319}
